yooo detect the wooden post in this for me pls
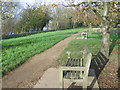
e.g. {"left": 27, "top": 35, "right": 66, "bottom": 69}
{"left": 83, "top": 74, "right": 87, "bottom": 90}
{"left": 80, "top": 58, "right": 83, "bottom": 78}
{"left": 66, "top": 51, "right": 71, "bottom": 59}
{"left": 59, "top": 68, "right": 64, "bottom": 90}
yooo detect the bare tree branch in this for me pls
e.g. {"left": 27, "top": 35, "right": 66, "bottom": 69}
{"left": 62, "top": 3, "right": 81, "bottom": 7}
{"left": 88, "top": 2, "right": 104, "bottom": 21}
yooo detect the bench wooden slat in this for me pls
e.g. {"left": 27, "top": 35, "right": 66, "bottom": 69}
{"left": 80, "top": 58, "right": 82, "bottom": 67}
{"left": 67, "top": 58, "right": 71, "bottom": 66}
{"left": 66, "top": 58, "right": 81, "bottom": 67}
{"left": 74, "top": 59, "right": 76, "bottom": 66}
{"left": 72, "top": 71, "right": 75, "bottom": 79}
{"left": 77, "top": 59, "right": 79, "bottom": 66}
{"left": 65, "top": 58, "right": 69, "bottom": 66}
{"left": 60, "top": 66, "right": 86, "bottom": 71}
{"left": 60, "top": 48, "right": 92, "bottom": 89}
{"left": 71, "top": 59, "right": 74, "bottom": 67}
{"left": 75, "top": 58, "right": 77, "bottom": 66}
{"left": 64, "top": 71, "right": 85, "bottom": 79}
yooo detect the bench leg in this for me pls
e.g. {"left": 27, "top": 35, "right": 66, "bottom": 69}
{"left": 60, "top": 69, "right": 64, "bottom": 90}
{"left": 83, "top": 77, "right": 87, "bottom": 90}
{"left": 83, "top": 84, "right": 87, "bottom": 90}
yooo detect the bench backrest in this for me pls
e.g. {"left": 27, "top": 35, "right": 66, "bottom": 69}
{"left": 66, "top": 48, "right": 92, "bottom": 68}
{"left": 66, "top": 48, "right": 92, "bottom": 74}
{"left": 84, "top": 52, "right": 92, "bottom": 76}
{"left": 63, "top": 49, "right": 92, "bottom": 80}
{"left": 79, "top": 48, "right": 92, "bottom": 77}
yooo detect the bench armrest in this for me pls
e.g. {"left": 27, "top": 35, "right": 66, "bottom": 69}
{"left": 59, "top": 66, "right": 86, "bottom": 71}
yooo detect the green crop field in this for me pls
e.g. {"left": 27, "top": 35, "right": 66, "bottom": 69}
{"left": 1, "top": 27, "right": 85, "bottom": 76}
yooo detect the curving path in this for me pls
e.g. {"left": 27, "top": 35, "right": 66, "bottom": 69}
{"left": 2, "top": 30, "right": 85, "bottom": 88}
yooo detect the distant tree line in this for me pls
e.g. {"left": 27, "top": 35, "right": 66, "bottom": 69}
{"left": 15, "top": 5, "right": 51, "bottom": 33}
{"left": 2, "top": 1, "right": 118, "bottom": 35}
{"left": 1, "top": 1, "right": 20, "bottom": 35}
{"left": 1, "top": 2, "right": 52, "bottom": 35}
{"left": 1, "top": 1, "right": 103, "bottom": 35}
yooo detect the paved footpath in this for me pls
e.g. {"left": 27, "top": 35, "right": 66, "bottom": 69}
{"left": 34, "top": 68, "right": 99, "bottom": 89}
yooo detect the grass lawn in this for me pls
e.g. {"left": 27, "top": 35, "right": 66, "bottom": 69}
{"left": 58, "top": 29, "right": 102, "bottom": 65}
{"left": 58, "top": 29, "right": 119, "bottom": 65}
{"left": 1, "top": 27, "right": 85, "bottom": 76}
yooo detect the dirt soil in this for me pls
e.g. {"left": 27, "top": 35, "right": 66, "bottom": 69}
{"left": 98, "top": 50, "right": 119, "bottom": 89}
{"left": 2, "top": 30, "right": 84, "bottom": 88}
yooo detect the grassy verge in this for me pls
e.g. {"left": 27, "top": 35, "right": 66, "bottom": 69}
{"left": 58, "top": 30, "right": 102, "bottom": 65}
{"left": 58, "top": 29, "right": 119, "bottom": 88}
{"left": 1, "top": 27, "right": 85, "bottom": 76}
{"left": 58, "top": 28, "right": 119, "bottom": 65}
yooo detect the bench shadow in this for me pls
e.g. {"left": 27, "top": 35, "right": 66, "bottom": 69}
{"left": 79, "top": 51, "right": 108, "bottom": 89}
{"left": 67, "top": 77, "right": 97, "bottom": 90}
{"left": 67, "top": 82, "right": 83, "bottom": 90}
{"left": 66, "top": 51, "right": 108, "bottom": 89}
{"left": 91, "top": 51, "right": 109, "bottom": 79}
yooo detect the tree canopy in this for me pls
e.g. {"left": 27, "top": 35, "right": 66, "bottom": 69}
{"left": 0, "top": 1, "right": 20, "bottom": 34}
{"left": 57, "top": 0, "right": 120, "bottom": 57}
{"left": 15, "top": 5, "right": 51, "bottom": 33}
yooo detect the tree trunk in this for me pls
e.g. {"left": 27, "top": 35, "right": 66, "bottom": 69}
{"left": 41, "top": 26, "right": 44, "bottom": 31}
{"left": 100, "top": 1, "right": 110, "bottom": 58}
{"left": 100, "top": 27, "right": 110, "bottom": 58}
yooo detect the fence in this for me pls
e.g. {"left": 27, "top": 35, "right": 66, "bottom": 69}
{"left": 2, "top": 30, "right": 56, "bottom": 39}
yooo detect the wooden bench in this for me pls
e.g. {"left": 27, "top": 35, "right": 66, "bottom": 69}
{"left": 59, "top": 48, "right": 92, "bottom": 89}
{"left": 81, "top": 32, "right": 88, "bottom": 39}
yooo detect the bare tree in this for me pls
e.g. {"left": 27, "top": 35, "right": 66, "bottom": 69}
{"left": 0, "top": 1, "right": 20, "bottom": 34}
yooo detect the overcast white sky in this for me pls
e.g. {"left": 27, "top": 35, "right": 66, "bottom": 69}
{"left": 2, "top": 0, "right": 119, "bottom": 7}
{"left": 19, "top": 0, "right": 55, "bottom": 5}
{"left": 2, "top": 0, "right": 62, "bottom": 6}
{"left": 18, "top": 0, "right": 62, "bottom": 8}
{"left": 18, "top": 0, "right": 85, "bottom": 8}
